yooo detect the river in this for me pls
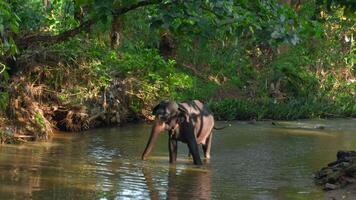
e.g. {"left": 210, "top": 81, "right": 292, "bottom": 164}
{"left": 0, "top": 119, "right": 355, "bottom": 199}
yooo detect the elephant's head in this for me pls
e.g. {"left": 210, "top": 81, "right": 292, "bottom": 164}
{"left": 141, "top": 100, "right": 181, "bottom": 160}
{"left": 152, "top": 100, "right": 179, "bottom": 122}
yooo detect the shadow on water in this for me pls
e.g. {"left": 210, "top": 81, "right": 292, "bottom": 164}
{"left": 0, "top": 119, "right": 355, "bottom": 199}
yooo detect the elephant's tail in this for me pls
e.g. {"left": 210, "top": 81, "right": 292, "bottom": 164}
{"left": 213, "top": 124, "right": 231, "bottom": 130}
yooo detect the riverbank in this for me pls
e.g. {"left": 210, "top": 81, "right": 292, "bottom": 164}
{"left": 0, "top": 2, "right": 354, "bottom": 143}
{"left": 1, "top": 42, "right": 354, "bottom": 144}
{"left": 0, "top": 62, "right": 355, "bottom": 144}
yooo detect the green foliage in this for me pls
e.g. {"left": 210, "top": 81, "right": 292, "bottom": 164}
{"left": 316, "top": 0, "right": 356, "bottom": 18}
{"left": 210, "top": 97, "right": 355, "bottom": 121}
{"left": 0, "top": 1, "right": 20, "bottom": 56}
{"left": 255, "top": 1, "right": 301, "bottom": 46}
{"left": 0, "top": 92, "right": 9, "bottom": 113}
{"left": 1, "top": 0, "right": 354, "bottom": 122}
{"left": 11, "top": 0, "right": 79, "bottom": 33}
{"left": 46, "top": 0, "right": 79, "bottom": 33}
{"left": 272, "top": 44, "right": 319, "bottom": 97}
{"left": 148, "top": 0, "right": 302, "bottom": 48}
{"left": 10, "top": 0, "right": 45, "bottom": 31}
{"left": 109, "top": 46, "right": 194, "bottom": 103}
{"left": 0, "top": 62, "right": 9, "bottom": 114}
{"left": 175, "top": 78, "right": 218, "bottom": 101}
{"left": 53, "top": 37, "right": 195, "bottom": 112}
{"left": 209, "top": 99, "right": 255, "bottom": 120}
{"left": 117, "top": 0, "right": 354, "bottom": 119}
{"left": 34, "top": 112, "right": 46, "bottom": 129}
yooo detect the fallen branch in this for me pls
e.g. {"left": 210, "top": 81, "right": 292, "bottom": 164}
{"left": 0, "top": 63, "right": 6, "bottom": 74}
{"left": 88, "top": 111, "right": 105, "bottom": 122}
{"left": 13, "top": 134, "right": 35, "bottom": 139}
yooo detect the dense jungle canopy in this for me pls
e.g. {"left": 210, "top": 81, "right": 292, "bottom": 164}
{"left": 0, "top": 0, "right": 355, "bottom": 142}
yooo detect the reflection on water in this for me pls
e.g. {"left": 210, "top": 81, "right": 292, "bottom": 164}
{"left": 142, "top": 165, "right": 212, "bottom": 200}
{"left": 0, "top": 119, "right": 355, "bottom": 199}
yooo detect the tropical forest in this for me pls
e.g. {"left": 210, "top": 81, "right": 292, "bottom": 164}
{"left": 0, "top": 0, "right": 355, "bottom": 199}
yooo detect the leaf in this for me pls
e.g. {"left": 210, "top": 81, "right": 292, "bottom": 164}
{"left": 249, "top": 26, "right": 254, "bottom": 34}
{"left": 9, "top": 38, "right": 18, "bottom": 54}
{"left": 9, "top": 22, "right": 19, "bottom": 33}
{"left": 271, "top": 30, "right": 282, "bottom": 39}
{"left": 290, "top": 34, "right": 300, "bottom": 45}
{"left": 75, "top": 0, "right": 93, "bottom": 5}
{"left": 150, "top": 19, "right": 163, "bottom": 29}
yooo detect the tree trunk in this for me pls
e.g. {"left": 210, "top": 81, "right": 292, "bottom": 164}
{"left": 43, "top": 0, "right": 50, "bottom": 10}
{"left": 159, "top": 31, "right": 175, "bottom": 58}
{"left": 110, "top": 16, "right": 121, "bottom": 49}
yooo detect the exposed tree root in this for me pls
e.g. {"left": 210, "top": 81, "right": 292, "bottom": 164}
{"left": 1, "top": 49, "right": 157, "bottom": 143}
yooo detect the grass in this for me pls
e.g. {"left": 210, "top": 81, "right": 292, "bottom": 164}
{"left": 209, "top": 97, "right": 355, "bottom": 121}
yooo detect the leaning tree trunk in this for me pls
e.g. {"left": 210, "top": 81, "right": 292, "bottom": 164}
{"left": 43, "top": 0, "right": 50, "bottom": 10}
{"left": 110, "top": 15, "right": 121, "bottom": 49}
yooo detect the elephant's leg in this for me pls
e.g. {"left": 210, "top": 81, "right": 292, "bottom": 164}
{"left": 169, "top": 137, "right": 178, "bottom": 164}
{"left": 180, "top": 119, "right": 202, "bottom": 165}
{"left": 202, "top": 133, "right": 212, "bottom": 159}
{"left": 186, "top": 141, "right": 202, "bottom": 165}
{"left": 184, "top": 130, "right": 202, "bottom": 165}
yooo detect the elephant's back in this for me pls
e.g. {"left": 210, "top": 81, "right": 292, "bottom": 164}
{"left": 179, "top": 100, "right": 211, "bottom": 116}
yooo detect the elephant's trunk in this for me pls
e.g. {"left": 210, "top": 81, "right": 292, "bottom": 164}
{"left": 142, "top": 122, "right": 165, "bottom": 160}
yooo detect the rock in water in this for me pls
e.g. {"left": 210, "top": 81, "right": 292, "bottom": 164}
{"left": 337, "top": 151, "right": 356, "bottom": 160}
{"left": 314, "top": 150, "right": 356, "bottom": 190}
{"left": 324, "top": 183, "right": 338, "bottom": 190}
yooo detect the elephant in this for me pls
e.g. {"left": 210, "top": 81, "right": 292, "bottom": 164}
{"left": 141, "top": 100, "right": 217, "bottom": 165}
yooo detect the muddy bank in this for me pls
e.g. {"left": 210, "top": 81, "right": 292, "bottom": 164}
{"left": 324, "top": 184, "right": 356, "bottom": 200}
{"left": 0, "top": 50, "right": 154, "bottom": 144}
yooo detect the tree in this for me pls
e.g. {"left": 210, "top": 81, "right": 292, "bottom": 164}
{"left": 15, "top": 0, "right": 164, "bottom": 49}
{"left": 9, "top": 0, "right": 304, "bottom": 50}
{"left": 5, "top": 0, "right": 354, "bottom": 60}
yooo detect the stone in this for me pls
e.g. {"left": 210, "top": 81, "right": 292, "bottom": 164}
{"left": 324, "top": 183, "right": 338, "bottom": 190}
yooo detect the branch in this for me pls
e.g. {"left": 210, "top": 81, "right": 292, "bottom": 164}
{"left": 112, "top": 0, "right": 163, "bottom": 17}
{"left": 16, "top": 20, "right": 93, "bottom": 49}
{"left": 15, "top": 0, "right": 163, "bottom": 49}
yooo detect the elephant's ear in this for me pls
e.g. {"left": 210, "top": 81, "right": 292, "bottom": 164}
{"left": 178, "top": 104, "right": 188, "bottom": 114}
{"left": 177, "top": 112, "right": 187, "bottom": 124}
{"left": 177, "top": 105, "right": 188, "bottom": 123}
{"left": 152, "top": 104, "right": 160, "bottom": 115}
{"left": 170, "top": 101, "right": 179, "bottom": 115}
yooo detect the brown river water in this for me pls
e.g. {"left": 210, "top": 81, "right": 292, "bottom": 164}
{"left": 0, "top": 119, "right": 355, "bottom": 199}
